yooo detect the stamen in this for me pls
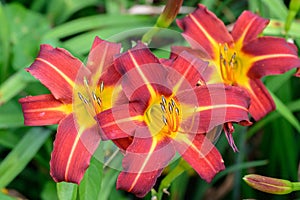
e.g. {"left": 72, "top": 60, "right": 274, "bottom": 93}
{"left": 78, "top": 92, "right": 84, "bottom": 101}
{"left": 162, "top": 115, "right": 168, "bottom": 125}
{"left": 171, "top": 99, "right": 175, "bottom": 107}
{"left": 100, "top": 81, "right": 104, "bottom": 93}
{"left": 168, "top": 102, "right": 173, "bottom": 114}
{"left": 92, "top": 92, "right": 97, "bottom": 101}
{"left": 161, "top": 95, "right": 166, "bottom": 105}
{"left": 160, "top": 103, "right": 166, "bottom": 113}
{"left": 97, "top": 97, "right": 101, "bottom": 106}
{"left": 175, "top": 107, "right": 179, "bottom": 115}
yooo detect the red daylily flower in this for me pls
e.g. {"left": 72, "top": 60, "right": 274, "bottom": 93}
{"left": 97, "top": 43, "right": 251, "bottom": 197}
{"left": 19, "top": 37, "right": 124, "bottom": 184}
{"left": 175, "top": 4, "right": 300, "bottom": 120}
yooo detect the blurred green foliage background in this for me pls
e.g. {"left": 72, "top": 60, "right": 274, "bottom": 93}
{"left": 0, "top": 0, "right": 300, "bottom": 199}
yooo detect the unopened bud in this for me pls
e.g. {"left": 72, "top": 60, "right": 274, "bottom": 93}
{"left": 243, "top": 174, "right": 293, "bottom": 195}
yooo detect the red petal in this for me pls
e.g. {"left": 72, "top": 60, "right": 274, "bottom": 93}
{"left": 243, "top": 37, "right": 300, "bottom": 78}
{"left": 86, "top": 37, "right": 121, "bottom": 86}
{"left": 168, "top": 51, "right": 208, "bottom": 92}
{"left": 50, "top": 114, "right": 100, "bottom": 184}
{"left": 177, "top": 4, "right": 232, "bottom": 60}
{"left": 177, "top": 85, "right": 251, "bottom": 133}
{"left": 27, "top": 45, "right": 83, "bottom": 103}
{"left": 19, "top": 94, "right": 70, "bottom": 126}
{"left": 174, "top": 134, "right": 225, "bottom": 182}
{"left": 117, "top": 129, "right": 175, "bottom": 197}
{"left": 231, "top": 11, "right": 269, "bottom": 45}
{"left": 170, "top": 46, "right": 210, "bottom": 60}
{"left": 245, "top": 79, "right": 275, "bottom": 121}
{"left": 96, "top": 104, "right": 145, "bottom": 140}
{"left": 114, "top": 44, "right": 172, "bottom": 105}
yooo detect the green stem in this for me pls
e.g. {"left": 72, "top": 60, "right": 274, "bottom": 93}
{"left": 156, "top": 159, "right": 191, "bottom": 200}
{"left": 141, "top": 0, "right": 183, "bottom": 44}
{"left": 292, "top": 182, "right": 300, "bottom": 191}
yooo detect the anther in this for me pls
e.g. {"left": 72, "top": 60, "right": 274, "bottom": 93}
{"left": 161, "top": 95, "right": 166, "bottom": 105}
{"left": 175, "top": 107, "right": 179, "bottom": 115}
{"left": 168, "top": 103, "right": 173, "bottom": 114}
{"left": 224, "top": 45, "right": 228, "bottom": 52}
{"left": 171, "top": 99, "right": 175, "bottom": 107}
{"left": 100, "top": 81, "right": 104, "bottom": 93}
{"left": 97, "top": 97, "right": 101, "bottom": 106}
{"left": 162, "top": 116, "right": 168, "bottom": 125}
{"left": 160, "top": 103, "right": 166, "bottom": 113}
{"left": 92, "top": 92, "right": 97, "bottom": 101}
{"left": 83, "top": 77, "right": 89, "bottom": 86}
{"left": 78, "top": 92, "right": 84, "bottom": 101}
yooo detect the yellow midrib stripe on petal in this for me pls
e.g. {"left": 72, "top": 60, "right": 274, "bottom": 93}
{"left": 189, "top": 14, "right": 219, "bottom": 54}
{"left": 177, "top": 135, "right": 222, "bottom": 173}
{"left": 128, "top": 139, "right": 158, "bottom": 192}
{"left": 249, "top": 53, "right": 298, "bottom": 63}
{"left": 64, "top": 126, "right": 85, "bottom": 181}
{"left": 26, "top": 104, "right": 72, "bottom": 114}
{"left": 37, "top": 58, "right": 75, "bottom": 88}
{"left": 128, "top": 52, "right": 157, "bottom": 99}
{"left": 195, "top": 104, "right": 248, "bottom": 112}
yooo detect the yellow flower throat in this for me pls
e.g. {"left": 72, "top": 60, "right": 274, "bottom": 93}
{"left": 218, "top": 43, "right": 241, "bottom": 85}
{"left": 145, "top": 95, "right": 181, "bottom": 140}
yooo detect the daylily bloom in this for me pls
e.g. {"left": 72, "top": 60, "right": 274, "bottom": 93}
{"left": 19, "top": 37, "right": 125, "bottom": 184}
{"left": 97, "top": 43, "right": 251, "bottom": 197}
{"left": 175, "top": 4, "right": 300, "bottom": 120}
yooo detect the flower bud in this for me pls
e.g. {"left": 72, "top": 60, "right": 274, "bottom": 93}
{"left": 243, "top": 174, "right": 294, "bottom": 195}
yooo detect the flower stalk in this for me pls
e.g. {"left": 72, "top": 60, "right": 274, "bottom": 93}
{"left": 142, "top": 0, "right": 183, "bottom": 44}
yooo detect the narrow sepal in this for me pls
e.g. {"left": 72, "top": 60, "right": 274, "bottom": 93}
{"left": 177, "top": 4, "right": 232, "bottom": 60}
{"left": 246, "top": 79, "right": 275, "bottom": 121}
{"left": 117, "top": 128, "right": 175, "bottom": 197}
{"left": 19, "top": 94, "right": 70, "bottom": 126}
{"left": 50, "top": 114, "right": 100, "bottom": 184}
{"left": 231, "top": 11, "right": 269, "bottom": 45}
{"left": 177, "top": 85, "right": 251, "bottom": 133}
{"left": 27, "top": 44, "right": 83, "bottom": 103}
{"left": 96, "top": 104, "right": 145, "bottom": 140}
{"left": 244, "top": 37, "right": 300, "bottom": 79}
{"left": 174, "top": 134, "right": 225, "bottom": 182}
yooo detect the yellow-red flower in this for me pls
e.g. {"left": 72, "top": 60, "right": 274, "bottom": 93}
{"left": 19, "top": 37, "right": 124, "bottom": 184}
{"left": 174, "top": 4, "right": 300, "bottom": 120}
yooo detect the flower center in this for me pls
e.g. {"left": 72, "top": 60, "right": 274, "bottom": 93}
{"left": 145, "top": 95, "right": 181, "bottom": 139}
{"left": 77, "top": 77, "right": 104, "bottom": 118}
{"left": 219, "top": 43, "right": 241, "bottom": 85}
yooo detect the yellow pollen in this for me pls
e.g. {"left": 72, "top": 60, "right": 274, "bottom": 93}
{"left": 218, "top": 43, "right": 241, "bottom": 85}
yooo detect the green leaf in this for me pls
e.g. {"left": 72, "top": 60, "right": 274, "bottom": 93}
{"left": 98, "top": 168, "right": 119, "bottom": 200}
{"left": 0, "top": 127, "right": 51, "bottom": 188}
{"left": 0, "top": 2, "right": 10, "bottom": 83}
{"left": 264, "top": 19, "right": 300, "bottom": 38}
{"left": 270, "top": 91, "right": 300, "bottom": 133}
{"left": 4, "top": 3, "right": 51, "bottom": 70}
{"left": 41, "top": 181, "right": 58, "bottom": 200}
{"left": 57, "top": 182, "right": 78, "bottom": 200}
{"left": 265, "top": 70, "right": 295, "bottom": 92}
{"left": 285, "top": 0, "right": 300, "bottom": 33}
{"left": 0, "top": 70, "right": 29, "bottom": 105}
{"left": 46, "top": 0, "right": 98, "bottom": 24}
{"left": 0, "top": 101, "right": 24, "bottom": 129}
{"left": 261, "top": 0, "right": 288, "bottom": 20}
{"left": 0, "top": 192, "right": 17, "bottom": 200}
{"left": 79, "top": 157, "right": 103, "bottom": 200}
{"left": 44, "top": 15, "right": 151, "bottom": 39}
